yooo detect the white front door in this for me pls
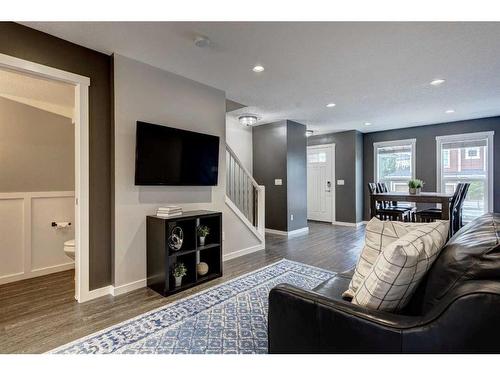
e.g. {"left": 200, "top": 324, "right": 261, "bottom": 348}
{"left": 307, "top": 145, "right": 334, "bottom": 222}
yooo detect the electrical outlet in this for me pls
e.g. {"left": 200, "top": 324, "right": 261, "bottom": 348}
{"left": 337, "top": 179, "right": 345, "bottom": 185}
{"left": 274, "top": 179, "right": 283, "bottom": 186}
{"left": 290, "top": 214, "right": 294, "bottom": 221}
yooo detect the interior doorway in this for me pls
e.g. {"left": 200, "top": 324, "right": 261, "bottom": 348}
{"left": 307, "top": 144, "right": 335, "bottom": 222}
{"left": 0, "top": 53, "right": 91, "bottom": 302}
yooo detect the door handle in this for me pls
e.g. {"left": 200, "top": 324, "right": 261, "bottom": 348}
{"left": 326, "top": 181, "right": 331, "bottom": 192}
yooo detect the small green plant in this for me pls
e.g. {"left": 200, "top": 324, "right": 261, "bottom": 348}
{"left": 172, "top": 263, "right": 187, "bottom": 278}
{"left": 408, "top": 179, "right": 424, "bottom": 189}
{"left": 197, "top": 225, "right": 210, "bottom": 237}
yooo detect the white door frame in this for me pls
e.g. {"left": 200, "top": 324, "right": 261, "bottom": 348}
{"left": 0, "top": 52, "right": 93, "bottom": 303}
{"left": 307, "top": 143, "right": 336, "bottom": 223}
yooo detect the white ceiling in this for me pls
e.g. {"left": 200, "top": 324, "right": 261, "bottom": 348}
{"left": 23, "top": 22, "right": 500, "bottom": 133}
{"left": 0, "top": 67, "right": 74, "bottom": 119}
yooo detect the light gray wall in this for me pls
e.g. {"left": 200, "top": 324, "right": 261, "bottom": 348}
{"left": 113, "top": 54, "right": 260, "bottom": 289}
{"left": 308, "top": 130, "right": 364, "bottom": 223}
{"left": 225, "top": 114, "right": 253, "bottom": 173}
{"left": 287, "top": 121, "right": 308, "bottom": 231}
{"left": 253, "top": 121, "right": 288, "bottom": 231}
{"left": 363, "top": 116, "right": 500, "bottom": 220}
{"left": 0, "top": 97, "right": 74, "bottom": 192}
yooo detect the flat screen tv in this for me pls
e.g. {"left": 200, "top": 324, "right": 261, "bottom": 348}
{"left": 135, "top": 121, "right": 219, "bottom": 186}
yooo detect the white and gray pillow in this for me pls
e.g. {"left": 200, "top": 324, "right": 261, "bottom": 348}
{"left": 352, "top": 220, "right": 449, "bottom": 312}
{"left": 343, "top": 218, "right": 427, "bottom": 299}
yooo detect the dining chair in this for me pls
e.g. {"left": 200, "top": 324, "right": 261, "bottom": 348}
{"left": 368, "top": 183, "right": 411, "bottom": 221}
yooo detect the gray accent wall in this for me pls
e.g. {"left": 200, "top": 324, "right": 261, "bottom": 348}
{"left": 253, "top": 120, "right": 307, "bottom": 232}
{"left": 308, "top": 130, "right": 364, "bottom": 223}
{"left": 287, "top": 121, "right": 308, "bottom": 231}
{"left": 253, "top": 121, "right": 288, "bottom": 231}
{"left": 363, "top": 116, "right": 500, "bottom": 220}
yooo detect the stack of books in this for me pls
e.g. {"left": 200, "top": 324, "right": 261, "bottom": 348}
{"left": 156, "top": 206, "right": 183, "bottom": 218}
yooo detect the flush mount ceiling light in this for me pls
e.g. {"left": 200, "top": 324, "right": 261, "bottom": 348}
{"left": 326, "top": 103, "right": 336, "bottom": 108}
{"left": 364, "top": 122, "right": 372, "bottom": 126}
{"left": 430, "top": 78, "right": 446, "bottom": 86}
{"left": 252, "top": 65, "right": 264, "bottom": 73}
{"left": 445, "top": 109, "right": 455, "bottom": 114}
{"left": 238, "top": 114, "right": 259, "bottom": 126}
{"left": 305, "top": 130, "right": 314, "bottom": 137}
{"left": 194, "top": 35, "right": 211, "bottom": 48}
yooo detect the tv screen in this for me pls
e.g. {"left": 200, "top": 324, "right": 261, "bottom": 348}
{"left": 135, "top": 121, "right": 219, "bottom": 186}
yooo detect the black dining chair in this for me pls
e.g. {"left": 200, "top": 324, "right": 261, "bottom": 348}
{"left": 368, "top": 183, "right": 411, "bottom": 221}
{"left": 415, "top": 183, "right": 469, "bottom": 236}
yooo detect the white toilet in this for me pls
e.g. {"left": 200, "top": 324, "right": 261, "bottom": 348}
{"left": 64, "top": 239, "right": 75, "bottom": 260}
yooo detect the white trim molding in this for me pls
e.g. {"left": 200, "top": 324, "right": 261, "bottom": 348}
{"left": 265, "top": 227, "right": 309, "bottom": 237}
{"left": 0, "top": 52, "right": 93, "bottom": 303}
{"left": 332, "top": 221, "right": 366, "bottom": 228}
{"left": 223, "top": 243, "right": 265, "bottom": 262}
{"left": 112, "top": 279, "right": 147, "bottom": 296}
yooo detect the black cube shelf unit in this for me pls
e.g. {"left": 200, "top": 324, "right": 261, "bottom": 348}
{"left": 146, "top": 210, "right": 222, "bottom": 296}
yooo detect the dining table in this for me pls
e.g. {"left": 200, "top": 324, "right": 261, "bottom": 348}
{"left": 370, "top": 191, "right": 454, "bottom": 220}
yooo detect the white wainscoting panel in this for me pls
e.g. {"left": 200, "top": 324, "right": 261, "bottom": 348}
{"left": 0, "top": 191, "right": 75, "bottom": 285}
{"left": 0, "top": 198, "right": 25, "bottom": 280}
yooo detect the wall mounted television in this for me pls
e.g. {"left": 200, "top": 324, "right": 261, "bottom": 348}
{"left": 135, "top": 121, "right": 219, "bottom": 186}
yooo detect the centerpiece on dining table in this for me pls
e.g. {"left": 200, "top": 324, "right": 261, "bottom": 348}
{"left": 408, "top": 178, "right": 424, "bottom": 194}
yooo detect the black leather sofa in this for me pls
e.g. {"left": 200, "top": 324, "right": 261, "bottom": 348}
{"left": 268, "top": 213, "right": 500, "bottom": 353}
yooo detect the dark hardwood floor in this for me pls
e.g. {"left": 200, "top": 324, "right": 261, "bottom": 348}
{"left": 0, "top": 221, "right": 365, "bottom": 353}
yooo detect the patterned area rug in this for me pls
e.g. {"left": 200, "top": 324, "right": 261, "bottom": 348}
{"left": 51, "top": 259, "right": 335, "bottom": 354}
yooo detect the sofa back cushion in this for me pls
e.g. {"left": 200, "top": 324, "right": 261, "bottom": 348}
{"left": 420, "top": 213, "right": 500, "bottom": 313}
{"left": 343, "top": 218, "right": 427, "bottom": 299}
{"left": 352, "top": 220, "right": 449, "bottom": 312}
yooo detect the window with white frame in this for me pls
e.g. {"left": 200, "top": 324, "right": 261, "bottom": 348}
{"left": 374, "top": 139, "right": 416, "bottom": 192}
{"left": 436, "top": 132, "right": 494, "bottom": 223}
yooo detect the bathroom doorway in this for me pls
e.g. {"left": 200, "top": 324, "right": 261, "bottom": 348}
{"left": 0, "top": 53, "right": 91, "bottom": 302}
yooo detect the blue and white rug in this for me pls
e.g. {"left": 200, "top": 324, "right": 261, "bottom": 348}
{"left": 51, "top": 259, "right": 335, "bottom": 354}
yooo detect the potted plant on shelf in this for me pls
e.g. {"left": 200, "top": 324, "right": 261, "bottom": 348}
{"left": 172, "top": 262, "right": 187, "bottom": 288}
{"left": 197, "top": 225, "right": 210, "bottom": 246}
{"left": 408, "top": 179, "right": 424, "bottom": 194}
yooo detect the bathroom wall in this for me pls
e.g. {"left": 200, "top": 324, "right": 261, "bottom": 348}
{"left": 0, "top": 97, "right": 75, "bottom": 285}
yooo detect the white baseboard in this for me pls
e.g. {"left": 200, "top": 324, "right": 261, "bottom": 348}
{"left": 265, "top": 227, "right": 309, "bottom": 237}
{"left": 112, "top": 278, "right": 147, "bottom": 296}
{"left": 223, "top": 243, "right": 265, "bottom": 261}
{"left": 82, "top": 285, "right": 113, "bottom": 302}
{"left": 332, "top": 221, "right": 366, "bottom": 228}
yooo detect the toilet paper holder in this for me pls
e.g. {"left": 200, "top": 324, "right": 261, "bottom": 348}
{"left": 51, "top": 222, "right": 72, "bottom": 227}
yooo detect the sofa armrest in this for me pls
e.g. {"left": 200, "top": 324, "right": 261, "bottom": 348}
{"left": 268, "top": 283, "right": 422, "bottom": 353}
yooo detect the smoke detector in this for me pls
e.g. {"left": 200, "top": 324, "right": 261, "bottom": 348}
{"left": 194, "top": 35, "right": 211, "bottom": 48}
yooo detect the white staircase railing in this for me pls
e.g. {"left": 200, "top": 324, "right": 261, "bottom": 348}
{"left": 225, "top": 144, "right": 265, "bottom": 241}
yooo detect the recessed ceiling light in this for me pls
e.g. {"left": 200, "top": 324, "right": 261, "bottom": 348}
{"left": 238, "top": 114, "right": 259, "bottom": 126}
{"left": 326, "top": 103, "right": 336, "bottom": 108}
{"left": 445, "top": 109, "right": 455, "bottom": 114}
{"left": 252, "top": 65, "right": 264, "bottom": 73}
{"left": 430, "top": 79, "right": 446, "bottom": 86}
{"left": 364, "top": 122, "right": 372, "bottom": 126}
{"left": 305, "top": 130, "right": 314, "bottom": 137}
{"left": 194, "top": 35, "right": 211, "bottom": 48}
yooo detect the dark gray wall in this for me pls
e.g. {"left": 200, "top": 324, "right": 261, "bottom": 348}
{"left": 363, "top": 116, "right": 500, "bottom": 220}
{"left": 253, "top": 121, "right": 288, "bottom": 231}
{"left": 0, "top": 22, "right": 113, "bottom": 290}
{"left": 308, "top": 130, "right": 364, "bottom": 223}
{"left": 287, "top": 121, "right": 307, "bottom": 231}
